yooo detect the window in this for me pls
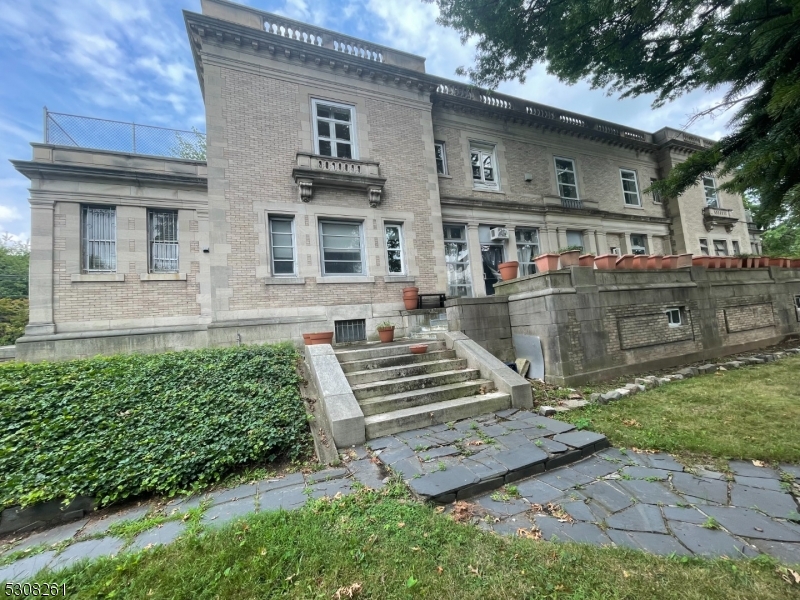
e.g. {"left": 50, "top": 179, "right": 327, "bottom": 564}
{"left": 148, "top": 210, "right": 178, "bottom": 273}
{"left": 703, "top": 177, "right": 719, "bottom": 207}
{"left": 313, "top": 100, "right": 356, "bottom": 159}
{"left": 443, "top": 224, "right": 472, "bottom": 297}
{"left": 630, "top": 234, "right": 647, "bottom": 255}
{"left": 319, "top": 220, "right": 365, "bottom": 275}
{"left": 434, "top": 142, "right": 447, "bottom": 175}
{"left": 335, "top": 319, "right": 366, "bottom": 343}
{"left": 650, "top": 178, "right": 662, "bottom": 204}
{"left": 732, "top": 240, "right": 741, "bottom": 255}
{"left": 620, "top": 169, "right": 641, "bottom": 206}
{"left": 699, "top": 238, "right": 710, "bottom": 255}
{"left": 554, "top": 157, "right": 578, "bottom": 199}
{"left": 269, "top": 217, "right": 296, "bottom": 276}
{"left": 516, "top": 228, "right": 540, "bottom": 276}
{"left": 385, "top": 224, "right": 405, "bottom": 274}
{"left": 470, "top": 143, "right": 498, "bottom": 190}
{"left": 795, "top": 295, "right": 800, "bottom": 310}
{"left": 82, "top": 206, "right": 116, "bottom": 273}
{"left": 609, "top": 246, "right": 620, "bottom": 255}
{"left": 666, "top": 308, "right": 682, "bottom": 327}
{"left": 566, "top": 230, "right": 584, "bottom": 252}
{"left": 713, "top": 239, "right": 729, "bottom": 256}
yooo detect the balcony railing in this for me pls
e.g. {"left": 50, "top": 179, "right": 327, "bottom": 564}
{"left": 44, "top": 108, "right": 206, "bottom": 159}
{"left": 561, "top": 197, "right": 584, "bottom": 210}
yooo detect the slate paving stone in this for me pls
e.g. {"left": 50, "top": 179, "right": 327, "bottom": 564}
{"left": 428, "top": 429, "right": 464, "bottom": 444}
{"left": 476, "top": 494, "right": 530, "bottom": 517}
{"left": 497, "top": 431, "right": 537, "bottom": 449}
{"left": 662, "top": 506, "right": 710, "bottom": 524}
{"left": 638, "top": 453, "right": 684, "bottom": 472}
{"left": 668, "top": 521, "right": 758, "bottom": 558}
{"left": 733, "top": 475, "right": 785, "bottom": 492}
{"left": 479, "top": 424, "right": 509, "bottom": 438}
{"left": 463, "top": 456, "right": 508, "bottom": 480}
{"left": 535, "top": 468, "right": 595, "bottom": 491}
{"left": 533, "top": 515, "right": 611, "bottom": 545}
{"left": 419, "top": 446, "right": 460, "bottom": 461}
{"left": 606, "top": 504, "right": 668, "bottom": 534}
{"left": 367, "top": 436, "right": 402, "bottom": 450}
{"left": 305, "top": 468, "right": 349, "bottom": 485}
{"left": 0, "top": 551, "right": 56, "bottom": 581}
{"left": 408, "top": 466, "right": 478, "bottom": 499}
{"left": 534, "top": 438, "right": 570, "bottom": 455}
{"left": 81, "top": 505, "right": 151, "bottom": 537}
{"left": 701, "top": 506, "right": 800, "bottom": 542}
{"left": 746, "top": 539, "right": 800, "bottom": 565}
{"left": 494, "top": 446, "right": 548, "bottom": 472}
{"left": 258, "top": 472, "right": 305, "bottom": 494}
{"left": 396, "top": 428, "right": 434, "bottom": 441}
{"left": 307, "top": 479, "right": 353, "bottom": 500}
{"left": 259, "top": 485, "right": 307, "bottom": 512}
{"left": 620, "top": 466, "right": 670, "bottom": 481}
{"left": 560, "top": 500, "right": 599, "bottom": 523}
{"left": 606, "top": 530, "right": 692, "bottom": 556}
{"left": 553, "top": 431, "right": 607, "bottom": 450}
{"left": 492, "top": 513, "right": 536, "bottom": 536}
{"left": 389, "top": 457, "right": 423, "bottom": 478}
{"left": 520, "top": 416, "right": 575, "bottom": 434}
{"left": 49, "top": 536, "right": 126, "bottom": 572}
{"left": 11, "top": 519, "right": 88, "bottom": 553}
{"left": 570, "top": 456, "right": 620, "bottom": 479}
{"left": 671, "top": 473, "right": 729, "bottom": 504}
{"left": 580, "top": 481, "right": 635, "bottom": 513}
{"left": 129, "top": 521, "right": 186, "bottom": 551}
{"left": 426, "top": 424, "right": 450, "bottom": 433}
{"left": 349, "top": 459, "right": 386, "bottom": 490}
{"left": 406, "top": 436, "right": 444, "bottom": 451}
{"left": 594, "top": 449, "right": 644, "bottom": 467}
{"left": 728, "top": 460, "right": 780, "bottom": 479}
{"left": 201, "top": 497, "right": 258, "bottom": 527}
{"left": 495, "top": 408, "right": 519, "bottom": 419}
{"left": 347, "top": 446, "right": 370, "bottom": 460}
{"left": 209, "top": 483, "right": 258, "bottom": 505}
{"left": 377, "top": 445, "right": 415, "bottom": 466}
{"left": 681, "top": 495, "right": 723, "bottom": 506}
{"left": 454, "top": 420, "right": 480, "bottom": 432}
{"left": 515, "top": 479, "right": 564, "bottom": 505}
{"left": 694, "top": 468, "right": 726, "bottom": 480}
{"left": 615, "top": 479, "right": 685, "bottom": 507}
{"left": 779, "top": 464, "right": 800, "bottom": 480}
{"left": 730, "top": 484, "right": 799, "bottom": 519}
{"left": 521, "top": 428, "right": 557, "bottom": 440}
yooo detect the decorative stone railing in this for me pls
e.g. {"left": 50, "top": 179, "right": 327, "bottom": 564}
{"left": 653, "top": 127, "right": 716, "bottom": 149}
{"left": 561, "top": 197, "right": 583, "bottom": 210}
{"left": 292, "top": 152, "right": 386, "bottom": 207}
{"left": 703, "top": 206, "right": 738, "bottom": 232}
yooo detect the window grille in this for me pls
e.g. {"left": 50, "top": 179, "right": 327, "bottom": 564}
{"left": 335, "top": 319, "right": 366, "bottom": 343}
{"left": 149, "top": 210, "right": 179, "bottom": 273}
{"left": 82, "top": 206, "right": 116, "bottom": 272}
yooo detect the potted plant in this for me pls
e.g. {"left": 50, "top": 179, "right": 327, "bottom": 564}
{"left": 377, "top": 321, "right": 395, "bottom": 343}
{"left": 708, "top": 256, "right": 722, "bottom": 268}
{"left": 615, "top": 254, "right": 634, "bottom": 269}
{"left": 558, "top": 246, "right": 582, "bottom": 268}
{"left": 402, "top": 287, "right": 419, "bottom": 310}
{"left": 304, "top": 332, "right": 334, "bottom": 345}
{"left": 534, "top": 253, "right": 560, "bottom": 273}
{"left": 759, "top": 256, "right": 770, "bottom": 268}
{"left": 594, "top": 254, "right": 617, "bottom": 270}
{"left": 646, "top": 255, "right": 663, "bottom": 270}
{"left": 791, "top": 258, "right": 800, "bottom": 268}
{"left": 498, "top": 260, "right": 520, "bottom": 281}
{"left": 736, "top": 253, "right": 751, "bottom": 268}
{"left": 768, "top": 256, "right": 783, "bottom": 267}
{"left": 578, "top": 253, "right": 595, "bottom": 267}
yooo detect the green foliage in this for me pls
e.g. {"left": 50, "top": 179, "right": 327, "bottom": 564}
{"left": 430, "top": 0, "right": 800, "bottom": 224}
{"left": 171, "top": 128, "right": 206, "bottom": 161}
{"left": 0, "top": 343, "right": 310, "bottom": 508}
{"left": 0, "top": 298, "right": 28, "bottom": 346}
{"left": 0, "top": 243, "right": 29, "bottom": 299}
{"left": 557, "top": 246, "right": 583, "bottom": 253}
{"left": 762, "top": 220, "right": 800, "bottom": 257}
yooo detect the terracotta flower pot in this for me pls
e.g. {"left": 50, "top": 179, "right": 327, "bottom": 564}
{"left": 302, "top": 333, "right": 312, "bottom": 345}
{"left": 768, "top": 257, "right": 782, "bottom": 267}
{"left": 676, "top": 253, "right": 693, "bottom": 268}
{"left": 647, "top": 255, "right": 663, "bottom": 270}
{"left": 731, "top": 257, "right": 742, "bottom": 268}
{"left": 692, "top": 256, "right": 711, "bottom": 268}
{"left": 306, "top": 332, "right": 334, "bottom": 345}
{"left": 409, "top": 344, "right": 428, "bottom": 355}
{"left": 534, "top": 253, "right": 560, "bottom": 273}
{"left": 615, "top": 254, "right": 634, "bottom": 269}
{"left": 498, "top": 261, "right": 520, "bottom": 281}
{"left": 662, "top": 255, "right": 679, "bottom": 269}
{"left": 402, "top": 286, "right": 419, "bottom": 310}
{"left": 722, "top": 257, "right": 733, "bottom": 269}
{"left": 559, "top": 250, "right": 581, "bottom": 268}
{"left": 403, "top": 297, "right": 418, "bottom": 310}
{"left": 578, "top": 254, "right": 595, "bottom": 267}
{"left": 631, "top": 255, "right": 648, "bottom": 270}
{"left": 791, "top": 258, "right": 800, "bottom": 269}
{"left": 741, "top": 257, "right": 752, "bottom": 268}
{"left": 759, "top": 256, "right": 770, "bottom": 268}
{"left": 782, "top": 258, "right": 792, "bottom": 268}
{"left": 377, "top": 326, "right": 395, "bottom": 343}
{"left": 708, "top": 256, "right": 722, "bottom": 269}
{"left": 594, "top": 254, "right": 617, "bottom": 270}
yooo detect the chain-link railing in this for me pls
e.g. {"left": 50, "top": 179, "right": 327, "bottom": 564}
{"left": 44, "top": 108, "right": 206, "bottom": 160}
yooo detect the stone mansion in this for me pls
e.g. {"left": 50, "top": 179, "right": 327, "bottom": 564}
{"left": 11, "top": 0, "right": 764, "bottom": 362}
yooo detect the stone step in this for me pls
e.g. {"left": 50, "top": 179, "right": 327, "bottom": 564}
{"left": 364, "top": 392, "right": 511, "bottom": 439}
{"left": 344, "top": 358, "right": 468, "bottom": 386}
{"left": 335, "top": 340, "right": 444, "bottom": 364}
{"left": 359, "top": 379, "right": 494, "bottom": 417}
{"left": 338, "top": 350, "right": 457, "bottom": 373}
{"left": 351, "top": 369, "right": 480, "bottom": 400}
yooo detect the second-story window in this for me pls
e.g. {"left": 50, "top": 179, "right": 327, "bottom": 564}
{"left": 470, "top": 143, "right": 498, "bottom": 190}
{"left": 434, "top": 142, "right": 448, "bottom": 175}
{"left": 269, "top": 216, "right": 296, "bottom": 276}
{"left": 82, "top": 205, "right": 116, "bottom": 273}
{"left": 650, "top": 178, "right": 662, "bottom": 204}
{"left": 313, "top": 100, "right": 356, "bottom": 159}
{"left": 620, "top": 169, "right": 642, "bottom": 206}
{"left": 699, "top": 238, "right": 710, "bottom": 255}
{"left": 385, "top": 224, "right": 405, "bottom": 274}
{"left": 713, "top": 239, "right": 729, "bottom": 256}
{"left": 703, "top": 177, "right": 719, "bottom": 207}
{"left": 554, "top": 157, "right": 578, "bottom": 199}
{"left": 149, "top": 210, "right": 179, "bottom": 273}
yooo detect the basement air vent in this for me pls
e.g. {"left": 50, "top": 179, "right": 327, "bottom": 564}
{"left": 335, "top": 319, "right": 366, "bottom": 344}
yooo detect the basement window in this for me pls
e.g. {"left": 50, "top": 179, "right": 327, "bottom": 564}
{"left": 335, "top": 319, "right": 366, "bottom": 343}
{"left": 666, "top": 308, "right": 682, "bottom": 327}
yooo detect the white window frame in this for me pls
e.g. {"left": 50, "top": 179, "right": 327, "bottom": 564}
{"left": 434, "top": 141, "right": 448, "bottom": 175}
{"left": 269, "top": 216, "right": 297, "bottom": 277}
{"left": 666, "top": 308, "right": 682, "bottom": 327}
{"left": 713, "top": 239, "right": 729, "bottom": 256}
{"left": 318, "top": 219, "right": 366, "bottom": 276}
{"left": 470, "top": 142, "right": 499, "bottom": 191}
{"left": 385, "top": 223, "right": 405, "bottom": 275}
{"left": 82, "top": 205, "right": 117, "bottom": 273}
{"left": 703, "top": 176, "right": 719, "bottom": 207}
{"left": 312, "top": 99, "right": 358, "bottom": 160}
{"left": 732, "top": 240, "right": 741, "bottom": 255}
{"left": 443, "top": 223, "right": 472, "bottom": 297}
{"left": 699, "top": 238, "right": 710, "bottom": 255}
{"left": 148, "top": 209, "right": 179, "bottom": 274}
{"left": 554, "top": 157, "right": 579, "bottom": 200}
{"left": 650, "top": 178, "right": 662, "bottom": 204}
{"left": 515, "top": 228, "right": 540, "bottom": 276}
{"left": 566, "top": 230, "right": 585, "bottom": 252}
{"left": 620, "top": 169, "right": 642, "bottom": 207}
{"left": 630, "top": 234, "right": 647, "bottom": 255}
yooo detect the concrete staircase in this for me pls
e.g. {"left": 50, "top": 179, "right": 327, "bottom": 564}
{"left": 335, "top": 340, "right": 511, "bottom": 439}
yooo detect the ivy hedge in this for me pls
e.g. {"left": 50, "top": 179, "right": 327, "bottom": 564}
{"left": 0, "top": 343, "right": 310, "bottom": 508}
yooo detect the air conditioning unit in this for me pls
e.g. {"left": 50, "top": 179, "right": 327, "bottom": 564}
{"left": 490, "top": 227, "right": 509, "bottom": 241}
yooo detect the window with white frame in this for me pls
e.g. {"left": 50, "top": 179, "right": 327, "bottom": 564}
{"left": 443, "top": 224, "right": 472, "bottom": 297}
{"left": 620, "top": 169, "right": 642, "bottom": 206}
{"left": 610, "top": 246, "right": 620, "bottom": 255}
{"left": 269, "top": 216, "right": 296, "bottom": 276}
{"left": 470, "top": 142, "right": 498, "bottom": 190}
{"left": 319, "top": 220, "right": 365, "bottom": 275}
{"left": 703, "top": 177, "right": 719, "bottom": 207}
{"left": 732, "top": 240, "right": 741, "bottom": 255}
{"left": 385, "top": 223, "right": 405, "bottom": 274}
{"left": 434, "top": 142, "right": 447, "bottom": 175}
{"left": 666, "top": 307, "right": 682, "bottom": 327}
{"left": 554, "top": 157, "right": 578, "bottom": 199}
{"left": 313, "top": 100, "right": 356, "bottom": 159}
{"left": 148, "top": 210, "right": 178, "bottom": 273}
{"left": 515, "top": 228, "right": 540, "bottom": 276}
{"left": 630, "top": 234, "right": 647, "bottom": 255}
{"left": 650, "top": 178, "right": 662, "bottom": 204}
{"left": 713, "top": 239, "right": 729, "bottom": 256}
{"left": 699, "top": 238, "right": 710, "bottom": 255}
{"left": 82, "top": 205, "right": 116, "bottom": 273}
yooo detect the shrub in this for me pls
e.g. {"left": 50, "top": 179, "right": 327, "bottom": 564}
{"left": 0, "top": 343, "right": 310, "bottom": 508}
{"left": 0, "top": 298, "right": 28, "bottom": 345}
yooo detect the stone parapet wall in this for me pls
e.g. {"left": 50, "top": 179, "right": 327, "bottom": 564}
{"left": 444, "top": 295, "right": 515, "bottom": 363}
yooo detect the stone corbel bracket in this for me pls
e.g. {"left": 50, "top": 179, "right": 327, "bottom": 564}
{"left": 292, "top": 152, "right": 386, "bottom": 206}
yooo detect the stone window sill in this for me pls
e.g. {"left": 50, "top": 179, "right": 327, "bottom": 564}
{"left": 384, "top": 276, "right": 416, "bottom": 283}
{"left": 140, "top": 273, "right": 187, "bottom": 281}
{"left": 438, "top": 174, "right": 453, "bottom": 179}
{"left": 623, "top": 204, "right": 645, "bottom": 210}
{"left": 71, "top": 274, "right": 125, "bottom": 283}
{"left": 265, "top": 277, "right": 306, "bottom": 285}
{"left": 316, "top": 276, "right": 376, "bottom": 284}
{"left": 473, "top": 186, "right": 504, "bottom": 195}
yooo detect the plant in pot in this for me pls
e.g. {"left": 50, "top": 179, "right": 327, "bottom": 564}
{"left": 402, "top": 287, "right": 419, "bottom": 310}
{"left": 498, "top": 260, "right": 520, "bottom": 281}
{"left": 578, "top": 253, "right": 595, "bottom": 267}
{"left": 304, "top": 331, "right": 334, "bottom": 345}
{"left": 594, "top": 254, "right": 617, "bottom": 270}
{"left": 735, "top": 253, "right": 751, "bottom": 268}
{"left": 557, "top": 246, "right": 582, "bottom": 268}
{"left": 534, "top": 253, "right": 560, "bottom": 273}
{"left": 376, "top": 321, "right": 395, "bottom": 343}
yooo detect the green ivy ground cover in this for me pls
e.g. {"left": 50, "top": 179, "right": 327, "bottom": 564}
{"left": 0, "top": 343, "right": 310, "bottom": 508}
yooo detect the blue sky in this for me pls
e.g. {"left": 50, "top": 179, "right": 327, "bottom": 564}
{"left": 0, "top": 0, "right": 731, "bottom": 241}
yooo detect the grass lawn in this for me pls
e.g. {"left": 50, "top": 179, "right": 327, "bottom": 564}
{"left": 30, "top": 485, "right": 799, "bottom": 600}
{"left": 561, "top": 355, "right": 800, "bottom": 465}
